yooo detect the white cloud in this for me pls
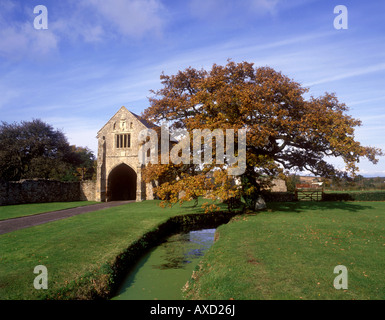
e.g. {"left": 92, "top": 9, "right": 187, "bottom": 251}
{"left": 189, "top": 0, "right": 289, "bottom": 20}
{"left": 250, "top": 0, "right": 280, "bottom": 15}
{"left": 189, "top": 0, "right": 232, "bottom": 19}
{"left": 49, "top": 0, "right": 167, "bottom": 44}
{"left": 50, "top": 17, "right": 105, "bottom": 44}
{"left": 0, "top": 2, "right": 58, "bottom": 59}
{"left": 0, "top": 22, "right": 58, "bottom": 59}
{"left": 42, "top": 116, "right": 101, "bottom": 153}
{"left": 304, "top": 63, "right": 385, "bottom": 87}
{"left": 84, "top": 0, "right": 166, "bottom": 38}
{"left": 0, "top": 0, "right": 166, "bottom": 59}
{"left": 347, "top": 96, "right": 385, "bottom": 107}
{"left": 0, "top": 0, "right": 17, "bottom": 14}
{"left": 0, "top": 85, "right": 20, "bottom": 110}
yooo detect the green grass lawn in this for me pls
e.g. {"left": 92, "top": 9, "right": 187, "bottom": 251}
{"left": 1, "top": 200, "right": 384, "bottom": 300}
{"left": 183, "top": 201, "right": 385, "bottom": 300}
{"left": 0, "top": 201, "right": 99, "bottom": 221}
{"left": 0, "top": 199, "right": 219, "bottom": 300}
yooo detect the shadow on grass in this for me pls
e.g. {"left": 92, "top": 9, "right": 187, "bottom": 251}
{"left": 180, "top": 201, "right": 228, "bottom": 211}
{"left": 267, "top": 201, "right": 374, "bottom": 213}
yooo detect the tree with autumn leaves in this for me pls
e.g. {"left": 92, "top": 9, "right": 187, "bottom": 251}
{"left": 141, "top": 60, "right": 382, "bottom": 211}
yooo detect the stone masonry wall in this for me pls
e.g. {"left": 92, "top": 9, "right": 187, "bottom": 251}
{"left": 270, "top": 179, "right": 287, "bottom": 192}
{"left": 0, "top": 179, "right": 97, "bottom": 206}
{"left": 80, "top": 180, "right": 97, "bottom": 201}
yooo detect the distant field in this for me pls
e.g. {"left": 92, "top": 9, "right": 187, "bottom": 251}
{"left": 0, "top": 201, "right": 99, "bottom": 221}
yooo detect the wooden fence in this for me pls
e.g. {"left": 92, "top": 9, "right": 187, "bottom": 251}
{"left": 295, "top": 183, "right": 324, "bottom": 201}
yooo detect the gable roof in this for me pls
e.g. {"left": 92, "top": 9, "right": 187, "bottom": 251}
{"left": 97, "top": 106, "right": 157, "bottom": 136}
{"left": 130, "top": 111, "right": 158, "bottom": 129}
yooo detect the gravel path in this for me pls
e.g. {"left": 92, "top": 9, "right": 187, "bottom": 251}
{"left": 0, "top": 201, "right": 134, "bottom": 235}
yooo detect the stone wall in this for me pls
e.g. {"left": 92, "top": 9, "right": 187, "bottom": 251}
{"left": 80, "top": 180, "right": 97, "bottom": 201}
{"left": 0, "top": 179, "right": 97, "bottom": 206}
{"left": 270, "top": 179, "right": 287, "bottom": 192}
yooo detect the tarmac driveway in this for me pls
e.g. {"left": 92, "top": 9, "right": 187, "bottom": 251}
{"left": 0, "top": 201, "right": 134, "bottom": 235}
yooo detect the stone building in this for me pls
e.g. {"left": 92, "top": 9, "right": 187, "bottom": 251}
{"left": 270, "top": 178, "right": 287, "bottom": 192}
{"left": 95, "top": 106, "right": 156, "bottom": 202}
{"left": 94, "top": 106, "right": 287, "bottom": 203}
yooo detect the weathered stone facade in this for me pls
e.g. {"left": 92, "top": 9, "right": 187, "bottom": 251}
{"left": 96, "top": 106, "right": 155, "bottom": 202}
{"left": 270, "top": 178, "right": 287, "bottom": 192}
{"left": 0, "top": 179, "right": 96, "bottom": 206}
{"left": 1, "top": 106, "right": 288, "bottom": 206}
{"left": 0, "top": 107, "right": 156, "bottom": 206}
{"left": 80, "top": 180, "right": 97, "bottom": 201}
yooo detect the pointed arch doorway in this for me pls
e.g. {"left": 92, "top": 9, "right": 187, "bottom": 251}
{"left": 107, "top": 163, "right": 137, "bottom": 201}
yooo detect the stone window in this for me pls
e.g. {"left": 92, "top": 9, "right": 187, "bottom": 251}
{"left": 116, "top": 133, "right": 131, "bottom": 148}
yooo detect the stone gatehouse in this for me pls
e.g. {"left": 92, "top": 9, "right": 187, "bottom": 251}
{"left": 95, "top": 106, "right": 156, "bottom": 202}
{"left": 94, "top": 106, "right": 287, "bottom": 203}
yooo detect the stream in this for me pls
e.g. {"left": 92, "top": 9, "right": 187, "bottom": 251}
{"left": 112, "top": 228, "right": 216, "bottom": 300}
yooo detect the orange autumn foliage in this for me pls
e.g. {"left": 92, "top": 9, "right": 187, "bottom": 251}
{"left": 141, "top": 60, "right": 383, "bottom": 211}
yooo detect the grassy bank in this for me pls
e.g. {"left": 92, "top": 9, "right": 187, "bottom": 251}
{"left": 0, "top": 201, "right": 99, "bottom": 221}
{"left": 2, "top": 200, "right": 384, "bottom": 300}
{"left": 184, "top": 201, "right": 385, "bottom": 300}
{"left": 0, "top": 199, "right": 227, "bottom": 300}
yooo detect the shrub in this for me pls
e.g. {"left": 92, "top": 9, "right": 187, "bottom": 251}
{"left": 262, "top": 192, "right": 296, "bottom": 202}
{"left": 323, "top": 191, "right": 385, "bottom": 201}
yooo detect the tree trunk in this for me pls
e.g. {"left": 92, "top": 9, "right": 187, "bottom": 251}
{"left": 241, "top": 168, "right": 261, "bottom": 210}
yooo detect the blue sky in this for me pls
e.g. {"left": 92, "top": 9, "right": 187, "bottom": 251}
{"left": 1, "top": 0, "right": 385, "bottom": 176}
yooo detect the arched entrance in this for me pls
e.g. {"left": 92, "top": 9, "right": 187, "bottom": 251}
{"left": 107, "top": 164, "right": 137, "bottom": 201}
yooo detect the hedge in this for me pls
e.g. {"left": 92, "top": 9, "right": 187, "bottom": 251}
{"left": 262, "top": 192, "right": 296, "bottom": 202}
{"left": 261, "top": 191, "right": 385, "bottom": 202}
{"left": 323, "top": 191, "right": 385, "bottom": 201}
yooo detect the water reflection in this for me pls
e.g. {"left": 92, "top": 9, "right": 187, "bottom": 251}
{"left": 112, "top": 228, "right": 215, "bottom": 300}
